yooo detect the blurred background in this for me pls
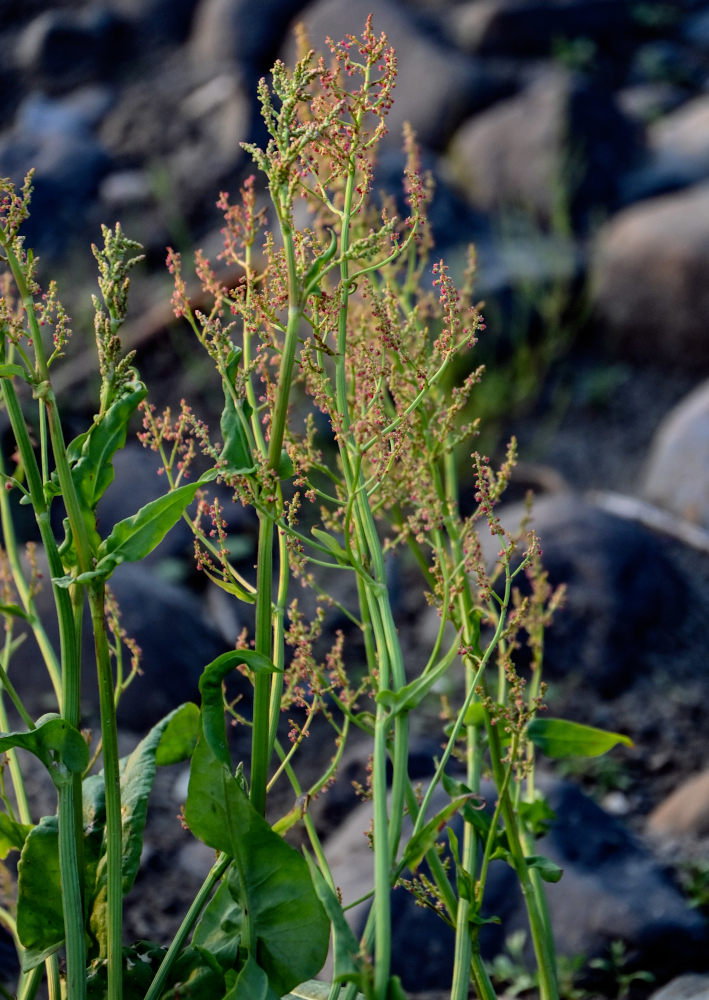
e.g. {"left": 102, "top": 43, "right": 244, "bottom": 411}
{"left": 4, "top": 2, "right": 709, "bottom": 994}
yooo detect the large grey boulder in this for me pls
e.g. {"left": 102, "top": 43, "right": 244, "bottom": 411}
{"left": 590, "top": 182, "right": 709, "bottom": 369}
{"left": 642, "top": 380, "right": 709, "bottom": 529}
{"left": 447, "top": 68, "right": 642, "bottom": 228}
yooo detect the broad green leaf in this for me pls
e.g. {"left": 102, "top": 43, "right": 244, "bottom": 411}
{"left": 192, "top": 878, "right": 242, "bottom": 970}
{"left": 96, "top": 479, "right": 204, "bottom": 570}
{"left": 167, "top": 946, "right": 226, "bottom": 999}
{"left": 527, "top": 717, "right": 633, "bottom": 759}
{"left": 185, "top": 736, "right": 330, "bottom": 995}
{"left": 463, "top": 701, "right": 487, "bottom": 727}
{"left": 72, "top": 382, "right": 147, "bottom": 511}
{"left": 526, "top": 854, "right": 563, "bottom": 883}
{"left": 155, "top": 701, "right": 200, "bottom": 766}
{"left": 305, "top": 853, "right": 360, "bottom": 983}
{"left": 0, "top": 812, "right": 33, "bottom": 857}
{"left": 199, "top": 650, "right": 280, "bottom": 768}
{"left": 17, "top": 816, "right": 63, "bottom": 967}
{"left": 224, "top": 953, "right": 278, "bottom": 1000}
{"left": 0, "top": 715, "right": 89, "bottom": 787}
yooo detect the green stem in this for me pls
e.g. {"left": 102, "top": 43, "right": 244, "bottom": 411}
{"left": 144, "top": 853, "right": 231, "bottom": 1000}
{"left": 88, "top": 581, "right": 123, "bottom": 1000}
{"left": 251, "top": 204, "right": 302, "bottom": 817}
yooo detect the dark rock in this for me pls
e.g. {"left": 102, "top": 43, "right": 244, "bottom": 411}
{"left": 447, "top": 68, "right": 643, "bottom": 229}
{"left": 479, "top": 494, "right": 687, "bottom": 697}
{"left": 10, "top": 550, "right": 230, "bottom": 732}
{"left": 0, "top": 128, "right": 112, "bottom": 258}
{"left": 16, "top": 8, "right": 134, "bottom": 95}
{"left": 325, "top": 780, "right": 707, "bottom": 991}
{"left": 109, "top": 0, "right": 200, "bottom": 47}
{"left": 446, "top": 0, "right": 639, "bottom": 58}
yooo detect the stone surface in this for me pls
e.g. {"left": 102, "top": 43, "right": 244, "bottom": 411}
{"left": 650, "top": 975, "right": 709, "bottom": 1000}
{"left": 324, "top": 779, "right": 706, "bottom": 991}
{"left": 642, "top": 380, "right": 709, "bottom": 529}
{"left": 590, "top": 182, "right": 709, "bottom": 369}
{"left": 447, "top": 68, "right": 642, "bottom": 228}
{"left": 445, "top": 0, "right": 638, "bottom": 57}
{"left": 10, "top": 548, "right": 231, "bottom": 731}
{"left": 477, "top": 493, "right": 686, "bottom": 696}
{"left": 648, "top": 769, "right": 709, "bottom": 838}
{"left": 16, "top": 8, "right": 133, "bottom": 94}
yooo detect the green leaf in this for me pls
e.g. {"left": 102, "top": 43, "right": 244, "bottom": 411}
{"left": 0, "top": 602, "right": 32, "bottom": 622}
{"left": 155, "top": 701, "right": 200, "bottom": 766}
{"left": 463, "top": 701, "right": 487, "bottom": 727}
{"left": 519, "top": 796, "right": 555, "bottom": 837}
{"left": 192, "top": 879, "right": 242, "bottom": 970}
{"left": 526, "top": 854, "right": 563, "bottom": 883}
{"left": 224, "top": 953, "right": 279, "bottom": 1000}
{"left": 0, "top": 812, "right": 33, "bottom": 857}
{"left": 527, "top": 717, "right": 633, "bottom": 759}
{"left": 199, "top": 650, "right": 280, "bottom": 768}
{"left": 219, "top": 385, "right": 255, "bottom": 475}
{"left": 96, "top": 478, "right": 204, "bottom": 570}
{"left": 377, "top": 637, "right": 461, "bottom": 717}
{"left": 305, "top": 853, "right": 360, "bottom": 983}
{"left": 400, "top": 795, "right": 475, "bottom": 872}
{"left": 185, "top": 736, "right": 330, "bottom": 995}
{"left": 17, "top": 816, "right": 63, "bottom": 967}
{"left": 0, "top": 715, "right": 89, "bottom": 788}
{"left": 72, "top": 382, "right": 147, "bottom": 511}
{"left": 0, "top": 363, "right": 28, "bottom": 380}
{"left": 310, "top": 527, "right": 348, "bottom": 563}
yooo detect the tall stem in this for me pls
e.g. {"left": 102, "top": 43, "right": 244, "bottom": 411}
{"left": 251, "top": 208, "right": 302, "bottom": 817}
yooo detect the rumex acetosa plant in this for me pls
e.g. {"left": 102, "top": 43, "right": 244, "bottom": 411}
{"left": 0, "top": 16, "right": 631, "bottom": 1000}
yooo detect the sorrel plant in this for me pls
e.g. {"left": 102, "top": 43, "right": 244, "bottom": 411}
{"left": 0, "top": 17, "right": 631, "bottom": 1000}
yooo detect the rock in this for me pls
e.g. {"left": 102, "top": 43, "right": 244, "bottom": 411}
{"left": 447, "top": 68, "right": 642, "bottom": 228}
{"left": 189, "top": 0, "right": 310, "bottom": 77}
{"left": 623, "top": 94, "right": 709, "bottom": 202}
{"left": 9, "top": 549, "right": 231, "bottom": 731}
{"left": 324, "top": 779, "right": 706, "bottom": 990}
{"left": 478, "top": 494, "right": 686, "bottom": 697}
{"left": 648, "top": 769, "right": 709, "bottom": 838}
{"left": 0, "top": 127, "right": 112, "bottom": 258}
{"left": 287, "top": 0, "right": 505, "bottom": 150}
{"left": 98, "top": 50, "right": 250, "bottom": 230}
{"left": 445, "top": 0, "right": 638, "bottom": 57}
{"left": 642, "top": 380, "right": 709, "bottom": 529}
{"left": 16, "top": 85, "right": 115, "bottom": 138}
{"left": 650, "top": 975, "right": 709, "bottom": 1000}
{"left": 109, "top": 0, "right": 200, "bottom": 47}
{"left": 589, "top": 183, "right": 709, "bottom": 369}
{"left": 16, "top": 8, "right": 133, "bottom": 95}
